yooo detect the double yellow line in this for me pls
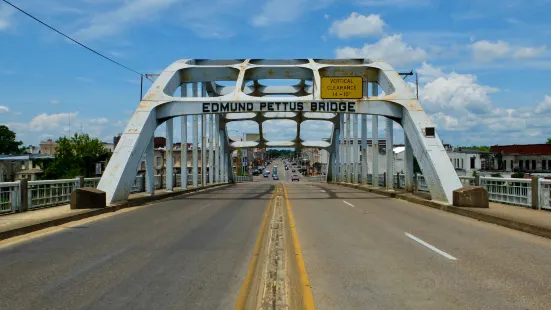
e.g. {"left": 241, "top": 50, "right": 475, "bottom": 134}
{"left": 236, "top": 183, "right": 315, "bottom": 310}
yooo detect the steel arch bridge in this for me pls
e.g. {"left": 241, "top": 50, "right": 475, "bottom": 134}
{"left": 97, "top": 59, "right": 462, "bottom": 205}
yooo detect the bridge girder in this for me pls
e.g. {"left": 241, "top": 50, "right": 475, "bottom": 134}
{"left": 98, "top": 59, "right": 462, "bottom": 205}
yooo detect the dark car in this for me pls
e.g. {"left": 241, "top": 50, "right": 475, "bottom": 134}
{"left": 272, "top": 175, "right": 279, "bottom": 180}
{"left": 263, "top": 172, "right": 269, "bottom": 178}
{"left": 252, "top": 170, "right": 260, "bottom": 176}
{"left": 285, "top": 166, "right": 289, "bottom": 170}
{"left": 291, "top": 175, "right": 299, "bottom": 182}
{"left": 292, "top": 169, "right": 296, "bottom": 172}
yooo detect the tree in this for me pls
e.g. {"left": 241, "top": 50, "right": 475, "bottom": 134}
{"left": 547, "top": 137, "right": 551, "bottom": 144}
{"left": 43, "top": 133, "right": 109, "bottom": 179}
{"left": 0, "top": 125, "right": 23, "bottom": 155}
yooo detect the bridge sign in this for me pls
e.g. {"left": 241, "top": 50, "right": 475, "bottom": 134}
{"left": 320, "top": 77, "right": 363, "bottom": 99}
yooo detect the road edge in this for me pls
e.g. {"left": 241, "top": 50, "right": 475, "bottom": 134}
{"left": 0, "top": 183, "right": 233, "bottom": 242}
{"left": 332, "top": 182, "right": 551, "bottom": 240}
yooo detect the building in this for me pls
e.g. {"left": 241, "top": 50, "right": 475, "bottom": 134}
{"left": 491, "top": 144, "right": 551, "bottom": 173}
{"left": 444, "top": 145, "right": 484, "bottom": 176}
{"left": 0, "top": 154, "right": 54, "bottom": 181}
{"left": 39, "top": 139, "right": 57, "bottom": 155}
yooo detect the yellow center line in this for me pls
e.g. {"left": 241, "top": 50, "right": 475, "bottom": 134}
{"left": 236, "top": 188, "right": 275, "bottom": 309}
{"left": 282, "top": 182, "right": 316, "bottom": 310}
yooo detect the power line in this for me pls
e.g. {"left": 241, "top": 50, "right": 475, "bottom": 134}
{"left": 2, "top": 0, "right": 144, "bottom": 77}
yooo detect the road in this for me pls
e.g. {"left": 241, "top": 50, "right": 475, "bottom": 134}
{"left": 287, "top": 181, "right": 551, "bottom": 309}
{"left": 1, "top": 162, "right": 551, "bottom": 309}
{"left": 0, "top": 183, "right": 275, "bottom": 310}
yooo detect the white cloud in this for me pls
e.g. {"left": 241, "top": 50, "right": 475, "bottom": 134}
{"left": 50, "top": 99, "right": 60, "bottom": 105}
{"left": 534, "top": 95, "right": 551, "bottom": 114}
{"left": 471, "top": 40, "right": 547, "bottom": 62}
{"left": 0, "top": 3, "right": 15, "bottom": 31}
{"left": 89, "top": 118, "right": 109, "bottom": 124}
{"left": 335, "top": 34, "right": 428, "bottom": 66}
{"left": 0, "top": 105, "right": 9, "bottom": 113}
{"left": 324, "top": 14, "right": 329, "bottom": 20}
{"left": 513, "top": 45, "right": 547, "bottom": 59}
{"left": 74, "top": 0, "right": 180, "bottom": 41}
{"left": 329, "top": 12, "right": 384, "bottom": 39}
{"left": 252, "top": 0, "right": 333, "bottom": 27}
{"left": 470, "top": 40, "right": 511, "bottom": 62}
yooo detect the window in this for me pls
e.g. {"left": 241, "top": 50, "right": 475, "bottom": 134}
{"left": 461, "top": 158, "right": 464, "bottom": 169}
{"left": 549, "top": 160, "right": 551, "bottom": 170}
{"left": 156, "top": 157, "right": 161, "bottom": 167}
{"left": 520, "top": 161, "right": 523, "bottom": 169}
{"left": 511, "top": 160, "right": 513, "bottom": 170}
{"left": 470, "top": 157, "right": 476, "bottom": 169}
{"left": 532, "top": 160, "right": 536, "bottom": 170}
{"left": 525, "top": 160, "right": 529, "bottom": 170}
{"left": 543, "top": 160, "right": 547, "bottom": 170}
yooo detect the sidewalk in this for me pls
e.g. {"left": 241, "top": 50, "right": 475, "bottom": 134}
{"left": 336, "top": 182, "right": 551, "bottom": 239}
{"left": 0, "top": 184, "right": 230, "bottom": 241}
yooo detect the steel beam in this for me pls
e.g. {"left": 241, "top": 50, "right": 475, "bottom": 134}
{"left": 353, "top": 114, "right": 358, "bottom": 184}
{"left": 209, "top": 114, "right": 214, "bottom": 184}
{"left": 386, "top": 117, "right": 394, "bottom": 190}
{"left": 192, "top": 83, "right": 199, "bottom": 187}
{"left": 372, "top": 82, "right": 379, "bottom": 187}
{"left": 361, "top": 114, "right": 368, "bottom": 185}
{"left": 165, "top": 118, "right": 174, "bottom": 191}
{"left": 145, "top": 136, "right": 155, "bottom": 194}
{"left": 405, "top": 132, "right": 414, "bottom": 192}
{"left": 214, "top": 114, "right": 220, "bottom": 183}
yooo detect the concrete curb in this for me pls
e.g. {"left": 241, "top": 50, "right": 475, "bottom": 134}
{"left": 0, "top": 183, "right": 233, "bottom": 241}
{"left": 331, "top": 182, "right": 551, "bottom": 240}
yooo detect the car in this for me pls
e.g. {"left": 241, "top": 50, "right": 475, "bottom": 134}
{"left": 292, "top": 169, "right": 296, "bottom": 172}
{"left": 291, "top": 175, "right": 299, "bottom": 182}
{"left": 272, "top": 175, "right": 279, "bottom": 180}
{"left": 263, "top": 172, "right": 269, "bottom": 178}
{"left": 266, "top": 171, "right": 270, "bottom": 174}
{"left": 285, "top": 166, "right": 289, "bottom": 170}
{"left": 252, "top": 170, "right": 260, "bottom": 176}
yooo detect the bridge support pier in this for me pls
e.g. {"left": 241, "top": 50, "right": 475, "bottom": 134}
{"left": 145, "top": 136, "right": 155, "bottom": 195}
{"left": 353, "top": 114, "right": 358, "bottom": 184}
{"left": 225, "top": 153, "right": 232, "bottom": 183}
{"left": 214, "top": 115, "right": 220, "bottom": 184}
{"left": 219, "top": 127, "right": 225, "bottom": 183}
{"left": 192, "top": 83, "right": 199, "bottom": 187}
{"left": 181, "top": 115, "right": 188, "bottom": 189}
{"left": 372, "top": 115, "right": 379, "bottom": 187}
{"left": 166, "top": 118, "right": 174, "bottom": 192}
{"left": 404, "top": 132, "right": 414, "bottom": 192}
{"left": 339, "top": 114, "right": 344, "bottom": 182}
{"left": 209, "top": 114, "right": 214, "bottom": 185}
{"left": 386, "top": 117, "right": 394, "bottom": 190}
{"left": 345, "top": 113, "right": 350, "bottom": 183}
{"left": 202, "top": 114, "right": 207, "bottom": 186}
{"left": 361, "top": 114, "right": 368, "bottom": 185}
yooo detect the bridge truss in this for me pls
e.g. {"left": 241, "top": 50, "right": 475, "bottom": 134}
{"left": 97, "top": 59, "right": 462, "bottom": 205}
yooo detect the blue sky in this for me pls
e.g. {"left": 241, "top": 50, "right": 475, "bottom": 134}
{"left": 1, "top": 0, "right": 550, "bottom": 147}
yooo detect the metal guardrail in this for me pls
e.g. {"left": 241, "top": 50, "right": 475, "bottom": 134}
{"left": 83, "top": 177, "right": 101, "bottom": 188}
{"left": 0, "top": 182, "right": 19, "bottom": 214}
{"left": 538, "top": 179, "right": 551, "bottom": 210}
{"left": 480, "top": 177, "right": 531, "bottom": 207}
{"left": 234, "top": 175, "right": 253, "bottom": 182}
{"left": 459, "top": 176, "right": 476, "bottom": 186}
{"left": 307, "top": 175, "right": 327, "bottom": 182}
{"left": 28, "top": 179, "right": 79, "bottom": 210}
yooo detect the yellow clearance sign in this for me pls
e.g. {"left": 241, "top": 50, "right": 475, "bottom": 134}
{"left": 320, "top": 77, "right": 363, "bottom": 99}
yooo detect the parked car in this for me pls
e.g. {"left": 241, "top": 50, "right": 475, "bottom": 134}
{"left": 292, "top": 169, "right": 296, "bottom": 172}
{"left": 263, "top": 172, "right": 269, "bottom": 178}
{"left": 291, "top": 175, "right": 299, "bottom": 182}
{"left": 272, "top": 175, "right": 279, "bottom": 180}
{"left": 252, "top": 170, "right": 260, "bottom": 176}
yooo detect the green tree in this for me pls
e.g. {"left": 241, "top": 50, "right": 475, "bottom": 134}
{"left": 43, "top": 133, "right": 109, "bottom": 179}
{"left": 0, "top": 125, "right": 23, "bottom": 155}
{"left": 547, "top": 137, "right": 551, "bottom": 144}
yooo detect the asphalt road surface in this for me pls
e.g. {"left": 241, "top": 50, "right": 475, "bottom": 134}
{"left": 0, "top": 183, "right": 273, "bottom": 310}
{"left": 2, "top": 169, "right": 551, "bottom": 309}
{"left": 286, "top": 181, "right": 551, "bottom": 310}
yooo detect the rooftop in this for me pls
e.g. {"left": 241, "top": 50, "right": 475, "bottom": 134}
{"left": 491, "top": 144, "right": 551, "bottom": 155}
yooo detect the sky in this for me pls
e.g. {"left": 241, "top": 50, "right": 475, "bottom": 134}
{"left": 0, "top": 0, "right": 550, "bottom": 147}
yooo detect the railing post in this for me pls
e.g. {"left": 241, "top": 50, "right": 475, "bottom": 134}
{"left": 475, "top": 174, "right": 480, "bottom": 186}
{"left": 19, "top": 179, "right": 28, "bottom": 212}
{"left": 77, "top": 176, "right": 84, "bottom": 188}
{"left": 532, "top": 176, "right": 540, "bottom": 210}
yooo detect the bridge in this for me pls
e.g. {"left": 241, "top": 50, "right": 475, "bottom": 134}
{"left": 1, "top": 59, "right": 550, "bottom": 310}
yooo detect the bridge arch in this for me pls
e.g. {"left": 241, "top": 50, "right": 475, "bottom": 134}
{"left": 98, "top": 59, "right": 462, "bottom": 205}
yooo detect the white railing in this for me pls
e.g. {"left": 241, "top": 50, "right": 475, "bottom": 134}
{"left": 83, "top": 177, "right": 101, "bottom": 188}
{"left": 131, "top": 176, "right": 144, "bottom": 193}
{"left": 416, "top": 174, "right": 429, "bottom": 192}
{"left": 459, "top": 176, "right": 476, "bottom": 186}
{"left": 0, "top": 182, "right": 20, "bottom": 214}
{"left": 307, "top": 175, "right": 326, "bottom": 182}
{"left": 480, "top": 177, "right": 531, "bottom": 207}
{"left": 234, "top": 175, "right": 253, "bottom": 182}
{"left": 539, "top": 179, "right": 551, "bottom": 210}
{"left": 28, "top": 179, "right": 79, "bottom": 210}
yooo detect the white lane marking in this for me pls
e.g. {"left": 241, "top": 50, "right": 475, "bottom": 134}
{"left": 342, "top": 200, "right": 354, "bottom": 207}
{"left": 405, "top": 233, "right": 457, "bottom": 260}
